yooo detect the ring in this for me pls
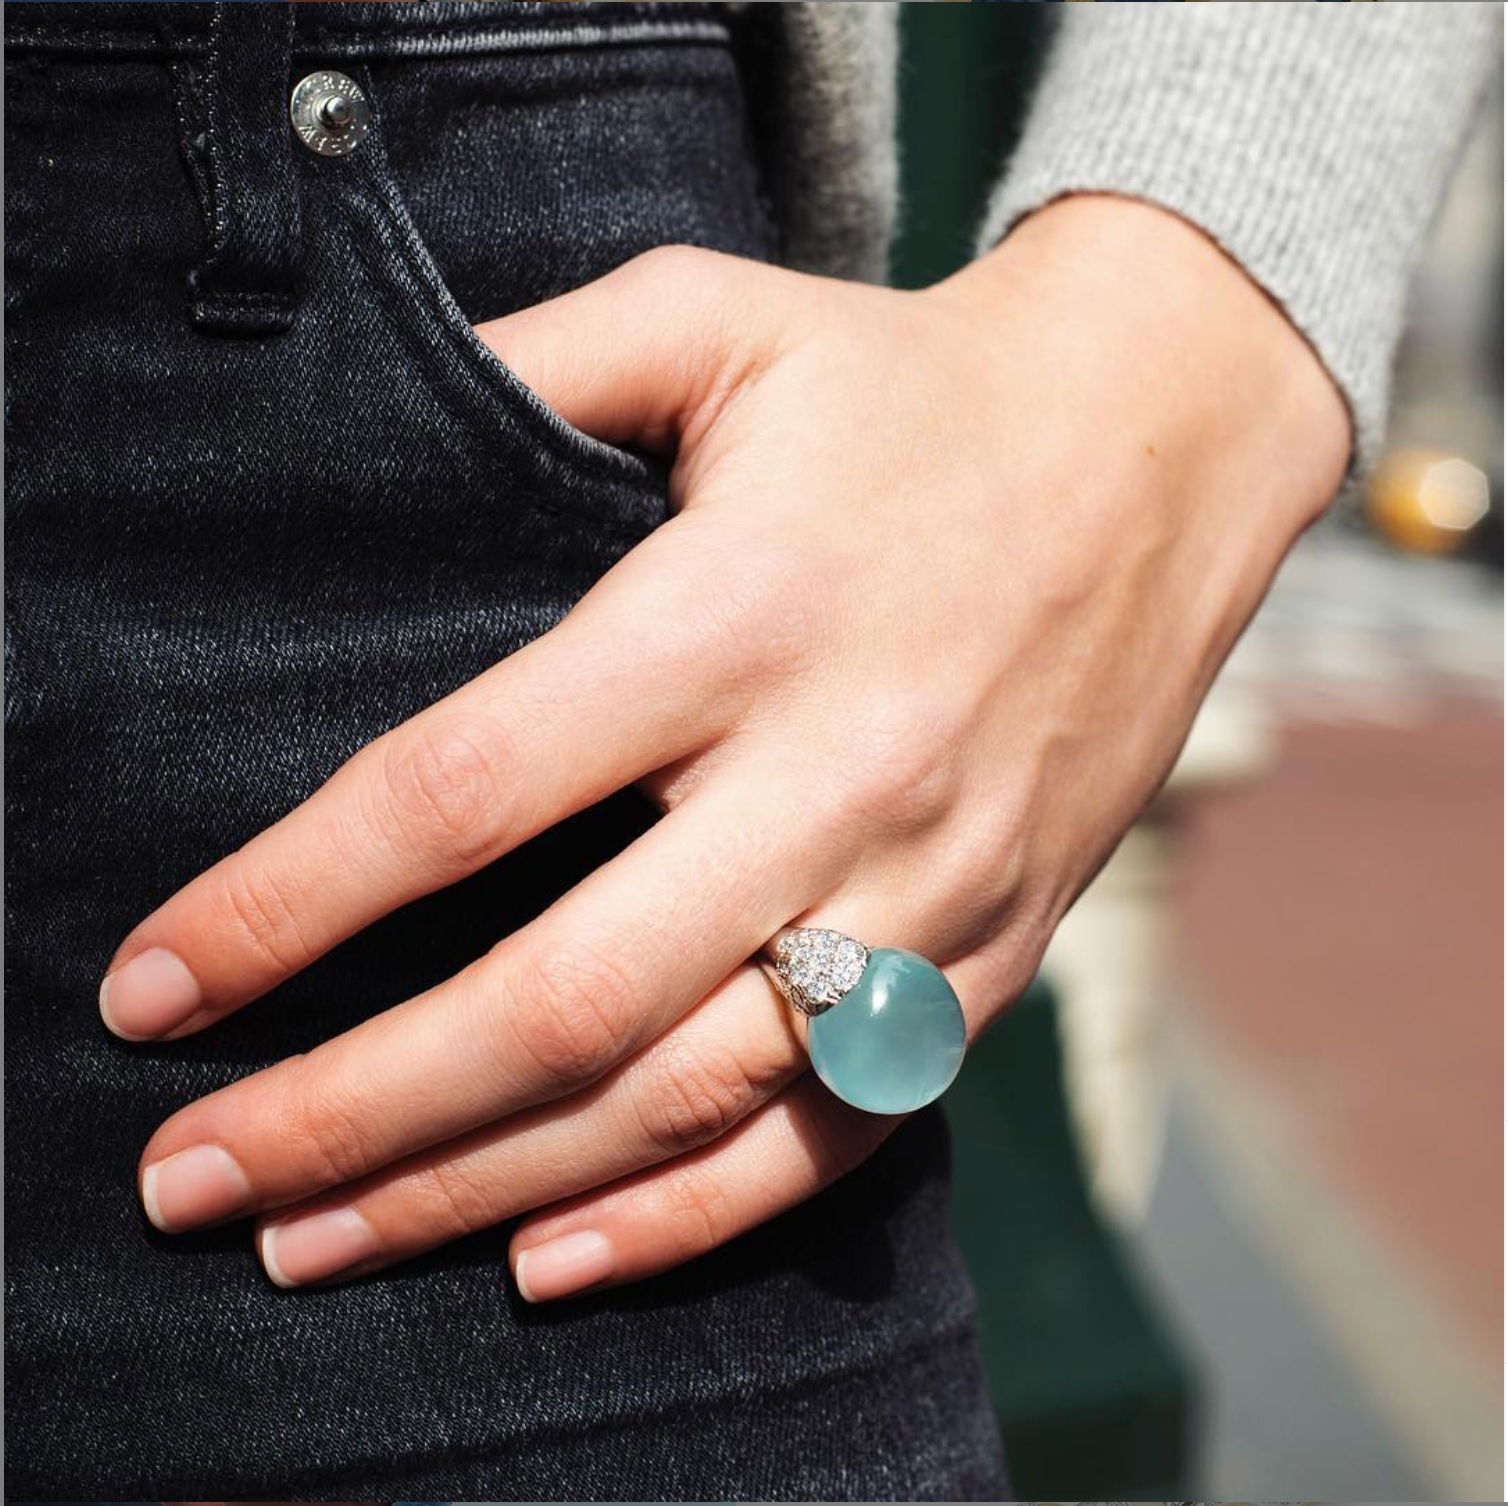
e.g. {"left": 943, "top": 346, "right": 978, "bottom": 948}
{"left": 762, "top": 926, "right": 967, "bottom": 1115}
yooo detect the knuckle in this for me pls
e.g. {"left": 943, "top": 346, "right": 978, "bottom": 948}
{"left": 512, "top": 939, "right": 643, "bottom": 1085}
{"left": 963, "top": 780, "right": 1035, "bottom": 909}
{"left": 284, "top": 1073, "right": 385, "bottom": 1187}
{"left": 624, "top": 242, "right": 719, "bottom": 289}
{"left": 833, "top": 697, "right": 966, "bottom": 835}
{"left": 417, "top": 1160, "right": 501, "bottom": 1239}
{"left": 735, "top": 544, "right": 826, "bottom": 651}
{"left": 947, "top": 835, "right": 1018, "bottom": 938}
{"left": 673, "top": 537, "right": 829, "bottom": 697}
{"left": 937, "top": 784, "right": 1022, "bottom": 902}
{"left": 377, "top": 715, "right": 512, "bottom": 871}
{"left": 638, "top": 1043, "right": 766, "bottom": 1158}
{"left": 657, "top": 1163, "right": 737, "bottom": 1254}
{"left": 216, "top": 861, "right": 317, "bottom": 976}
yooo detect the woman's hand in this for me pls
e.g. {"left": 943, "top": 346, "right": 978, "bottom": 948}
{"left": 101, "top": 195, "right": 1347, "bottom": 1299}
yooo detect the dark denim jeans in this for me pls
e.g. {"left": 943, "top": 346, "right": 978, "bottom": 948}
{"left": 6, "top": 3, "right": 1009, "bottom": 1499}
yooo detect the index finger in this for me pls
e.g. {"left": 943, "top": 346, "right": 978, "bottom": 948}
{"left": 98, "top": 518, "right": 745, "bottom": 1041}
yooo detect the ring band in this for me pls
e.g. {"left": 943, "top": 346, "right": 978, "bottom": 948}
{"left": 760, "top": 924, "right": 967, "bottom": 1114}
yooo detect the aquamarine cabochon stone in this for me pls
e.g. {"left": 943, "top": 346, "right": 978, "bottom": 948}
{"left": 806, "top": 947, "right": 966, "bottom": 1114}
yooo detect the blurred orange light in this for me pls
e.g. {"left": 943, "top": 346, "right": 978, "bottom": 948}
{"left": 1366, "top": 447, "right": 1491, "bottom": 554}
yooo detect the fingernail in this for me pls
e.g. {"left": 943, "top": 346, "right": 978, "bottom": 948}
{"left": 514, "top": 1229, "right": 615, "bottom": 1302}
{"left": 260, "top": 1207, "right": 379, "bottom": 1288}
{"left": 141, "top": 1144, "right": 250, "bottom": 1232}
{"left": 100, "top": 947, "right": 202, "bottom": 1040}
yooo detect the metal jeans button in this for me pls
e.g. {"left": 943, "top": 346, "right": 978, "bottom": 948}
{"left": 289, "top": 70, "right": 371, "bottom": 156}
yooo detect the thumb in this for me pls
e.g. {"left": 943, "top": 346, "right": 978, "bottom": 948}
{"left": 473, "top": 245, "right": 775, "bottom": 456}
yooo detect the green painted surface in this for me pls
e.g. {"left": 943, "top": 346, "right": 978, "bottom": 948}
{"left": 946, "top": 981, "right": 1197, "bottom": 1496}
{"left": 891, "top": 2, "right": 1053, "bottom": 289}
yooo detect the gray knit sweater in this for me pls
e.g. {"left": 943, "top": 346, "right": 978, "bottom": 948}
{"left": 755, "top": 1, "right": 1500, "bottom": 476}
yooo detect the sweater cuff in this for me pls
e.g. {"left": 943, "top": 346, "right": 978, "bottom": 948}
{"left": 976, "top": 2, "right": 1500, "bottom": 483}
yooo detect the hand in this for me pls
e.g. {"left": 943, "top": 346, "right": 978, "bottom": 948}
{"left": 102, "top": 195, "right": 1347, "bottom": 1300}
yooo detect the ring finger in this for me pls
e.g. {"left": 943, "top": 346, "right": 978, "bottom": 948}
{"left": 254, "top": 958, "right": 805, "bottom": 1287}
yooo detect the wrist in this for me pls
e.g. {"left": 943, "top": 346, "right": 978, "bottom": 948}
{"left": 930, "top": 192, "right": 1352, "bottom": 536}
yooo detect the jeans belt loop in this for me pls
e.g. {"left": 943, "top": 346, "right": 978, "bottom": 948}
{"left": 177, "top": 0, "right": 301, "bottom": 336}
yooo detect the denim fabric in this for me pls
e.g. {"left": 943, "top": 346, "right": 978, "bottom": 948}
{"left": 6, "top": 2, "right": 1009, "bottom": 1499}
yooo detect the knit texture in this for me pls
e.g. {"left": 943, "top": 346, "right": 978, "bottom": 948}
{"left": 973, "top": 1, "right": 1501, "bottom": 478}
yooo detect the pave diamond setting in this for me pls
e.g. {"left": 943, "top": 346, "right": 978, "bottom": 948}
{"left": 772, "top": 927, "right": 870, "bottom": 1017}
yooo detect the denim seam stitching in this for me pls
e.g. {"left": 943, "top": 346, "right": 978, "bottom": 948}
{"left": 338, "top": 188, "right": 659, "bottom": 538}
{"left": 353, "top": 185, "right": 640, "bottom": 489}
{"left": 168, "top": 57, "right": 213, "bottom": 244}
{"left": 337, "top": 84, "right": 665, "bottom": 524}
{"left": 201, "top": 2, "right": 229, "bottom": 267}
{"left": 3, "top": 19, "right": 728, "bottom": 60}
{"left": 361, "top": 59, "right": 643, "bottom": 491}
{"left": 304, "top": 20, "right": 731, "bottom": 59}
{"left": 370, "top": 189, "right": 648, "bottom": 485}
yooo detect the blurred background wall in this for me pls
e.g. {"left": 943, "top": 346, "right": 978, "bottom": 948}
{"left": 894, "top": 5, "right": 1503, "bottom": 1499}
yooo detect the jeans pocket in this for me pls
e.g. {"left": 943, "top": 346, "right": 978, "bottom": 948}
{"left": 323, "top": 76, "right": 673, "bottom": 541}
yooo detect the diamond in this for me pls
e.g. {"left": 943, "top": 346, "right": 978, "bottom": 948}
{"left": 774, "top": 927, "right": 870, "bottom": 1016}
